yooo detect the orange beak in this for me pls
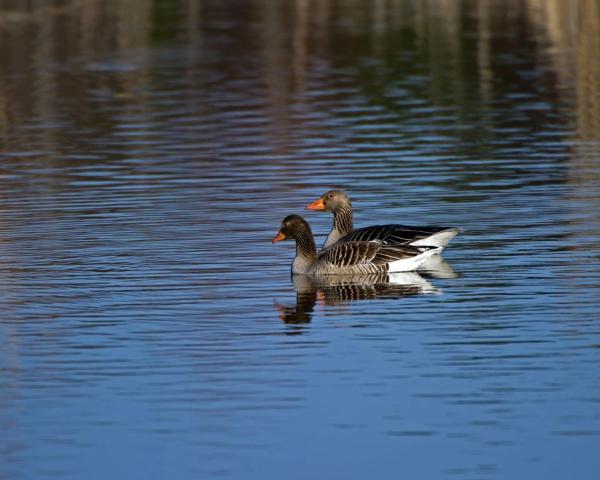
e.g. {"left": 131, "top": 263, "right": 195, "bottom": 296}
{"left": 306, "top": 197, "right": 326, "bottom": 211}
{"left": 272, "top": 231, "right": 286, "bottom": 243}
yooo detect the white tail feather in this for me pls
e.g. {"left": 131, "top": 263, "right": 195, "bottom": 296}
{"left": 410, "top": 228, "right": 462, "bottom": 248}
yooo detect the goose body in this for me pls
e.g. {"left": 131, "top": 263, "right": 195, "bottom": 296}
{"left": 306, "top": 190, "right": 461, "bottom": 250}
{"left": 273, "top": 215, "right": 439, "bottom": 275}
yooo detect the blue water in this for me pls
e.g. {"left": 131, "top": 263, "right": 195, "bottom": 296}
{"left": 1, "top": 1, "right": 600, "bottom": 479}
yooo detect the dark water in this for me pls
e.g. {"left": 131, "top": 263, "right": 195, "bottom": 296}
{"left": 1, "top": 1, "right": 600, "bottom": 479}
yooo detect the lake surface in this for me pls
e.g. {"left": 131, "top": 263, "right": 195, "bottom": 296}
{"left": 1, "top": 1, "right": 600, "bottom": 479}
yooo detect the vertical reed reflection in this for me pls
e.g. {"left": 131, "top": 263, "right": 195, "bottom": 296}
{"left": 526, "top": 0, "right": 600, "bottom": 241}
{"left": 1, "top": 0, "right": 598, "bottom": 146}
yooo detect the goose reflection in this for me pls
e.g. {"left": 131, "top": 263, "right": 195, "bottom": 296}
{"left": 418, "top": 255, "right": 459, "bottom": 279}
{"left": 275, "top": 270, "right": 444, "bottom": 325}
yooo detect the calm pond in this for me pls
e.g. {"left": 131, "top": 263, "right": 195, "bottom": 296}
{"left": 1, "top": 1, "right": 600, "bottom": 479}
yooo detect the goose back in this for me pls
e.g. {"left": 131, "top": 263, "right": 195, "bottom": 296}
{"left": 338, "top": 224, "right": 462, "bottom": 248}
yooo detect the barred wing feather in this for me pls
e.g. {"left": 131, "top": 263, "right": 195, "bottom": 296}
{"left": 339, "top": 224, "right": 461, "bottom": 247}
{"left": 318, "top": 241, "right": 432, "bottom": 268}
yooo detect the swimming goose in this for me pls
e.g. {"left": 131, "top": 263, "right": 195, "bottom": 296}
{"left": 272, "top": 214, "right": 440, "bottom": 275}
{"left": 306, "top": 190, "right": 462, "bottom": 250}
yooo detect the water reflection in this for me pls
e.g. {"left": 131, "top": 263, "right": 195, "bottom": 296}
{"left": 275, "top": 268, "right": 447, "bottom": 325}
{"left": 2, "top": 0, "right": 600, "bottom": 151}
{"left": 274, "top": 276, "right": 317, "bottom": 325}
{"left": 417, "top": 254, "right": 459, "bottom": 279}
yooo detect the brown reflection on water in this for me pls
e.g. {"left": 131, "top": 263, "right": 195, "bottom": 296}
{"left": 0, "top": 0, "right": 152, "bottom": 152}
{"left": 528, "top": 0, "right": 600, "bottom": 140}
{"left": 1, "top": 0, "right": 600, "bottom": 139}
{"left": 526, "top": 0, "right": 600, "bottom": 241}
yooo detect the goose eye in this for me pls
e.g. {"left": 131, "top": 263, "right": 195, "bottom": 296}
{"left": 328, "top": 194, "right": 333, "bottom": 199}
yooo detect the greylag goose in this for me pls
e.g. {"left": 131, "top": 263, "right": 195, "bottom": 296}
{"left": 272, "top": 215, "right": 440, "bottom": 275}
{"left": 306, "top": 190, "right": 462, "bottom": 249}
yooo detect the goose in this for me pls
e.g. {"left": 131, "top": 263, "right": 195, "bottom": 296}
{"left": 272, "top": 215, "right": 440, "bottom": 275}
{"left": 306, "top": 190, "right": 462, "bottom": 250}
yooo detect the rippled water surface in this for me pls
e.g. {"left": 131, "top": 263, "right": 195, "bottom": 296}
{"left": 1, "top": 1, "right": 600, "bottom": 479}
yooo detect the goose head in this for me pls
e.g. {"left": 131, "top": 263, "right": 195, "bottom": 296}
{"left": 306, "top": 189, "right": 351, "bottom": 213}
{"left": 272, "top": 214, "right": 313, "bottom": 244}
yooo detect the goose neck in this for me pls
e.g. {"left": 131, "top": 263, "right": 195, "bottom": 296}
{"left": 333, "top": 205, "right": 353, "bottom": 236}
{"left": 292, "top": 226, "right": 318, "bottom": 274}
{"left": 294, "top": 226, "right": 317, "bottom": 259}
